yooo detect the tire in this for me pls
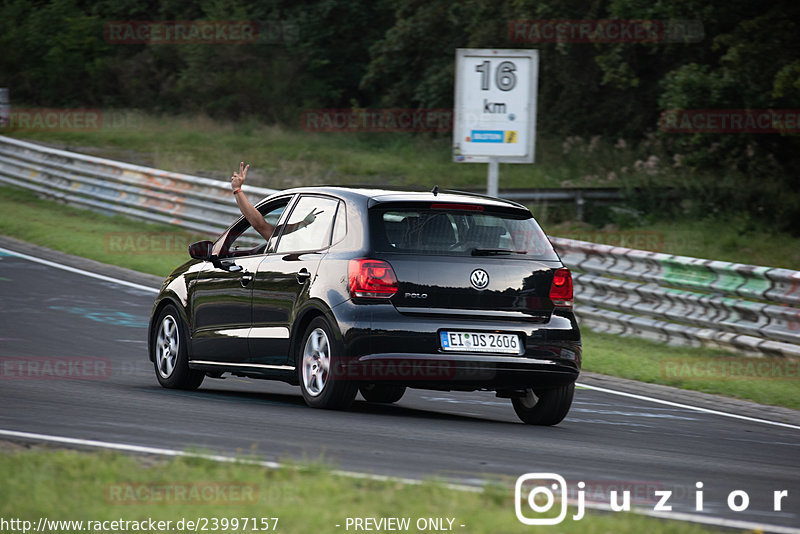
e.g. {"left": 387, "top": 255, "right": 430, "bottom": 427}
{"left": 359, "top": 384, "right": 406, "bottom": 404}
{"left": 298, "top": 317, "right": 358, "bottom": 410}
{"left": 511, "top": 383, "right": 574, "bottom": 426}
{"left": 152, "top": 304, "right": 204, "bottom": 390}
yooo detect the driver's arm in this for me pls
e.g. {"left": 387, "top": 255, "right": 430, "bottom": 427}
{"left": 231, "top": 162, "right": 274, "bottom": 241}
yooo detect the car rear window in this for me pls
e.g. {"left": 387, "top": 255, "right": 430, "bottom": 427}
{"left": 369, "top": 204, "right": 559, "bottom": 260}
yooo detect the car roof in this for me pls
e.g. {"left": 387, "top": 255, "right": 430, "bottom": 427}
{"left": 272, "top": 186, "right": 528, "bottom": 210}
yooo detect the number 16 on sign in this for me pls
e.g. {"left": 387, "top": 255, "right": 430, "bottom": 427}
{"left": 452, "top": 49, "right": 539, "bottom": 197}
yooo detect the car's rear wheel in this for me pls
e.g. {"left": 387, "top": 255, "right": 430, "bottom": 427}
{"left": 298, "top": 317, "right": 357, "bottom": 410}
{"left": 359, "top": 384, "right": 406, "bottom": 404}
{"left": 511, "top": 383, "right": 574, "bottom": 425}
{"left": 152, "top": 305, "right": 204, "bottom": 390}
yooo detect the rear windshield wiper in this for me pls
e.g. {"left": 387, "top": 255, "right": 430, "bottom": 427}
{"left": 470, "top": 248, "right": 526, "bottom": 256}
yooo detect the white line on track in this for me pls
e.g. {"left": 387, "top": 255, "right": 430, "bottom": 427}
{"left": 0, "top": 247, "right": 800, "bottom": 436}
{"left": 2, "top": 245, "right": 799, "bottom": 431}
{"left": 0, "top": 247, "right": 800, "bottom": 534}
{"left": 0, "top": 246, "right": 159, "bottom": 294}
{"left": 0, "top": 428, "right": 276, "bottom": 468}
{"left": 2, "top": 246, "right": 800, "bottom": 531}
{"left": 0, "top": 428, "right": 798, "bottom": 534}
{"left": 577, "top": 383, "right": 800, "bottom": 431}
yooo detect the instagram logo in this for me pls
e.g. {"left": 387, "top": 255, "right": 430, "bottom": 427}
{"left": 515, "top": 473, "right": 790, "bottom": 525}
{"left": 515, "top": 473, "right": 574, "bottom": 525}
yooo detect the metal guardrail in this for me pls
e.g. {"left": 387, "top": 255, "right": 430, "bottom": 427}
{"left": 1, "top": 135, "right": 798, "bottom": 357}
{"left": 463, "top": 187, "right": 623, "bottom": 221}
{"left": 551, "top": 238, "right": 800, "bottom": 358}
{"left": 0, "top": 135, "right": 274, "bottom": 236}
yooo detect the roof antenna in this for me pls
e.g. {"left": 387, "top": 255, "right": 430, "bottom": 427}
{"left": 431, "top": 185, "right": 439, "bottom": 196}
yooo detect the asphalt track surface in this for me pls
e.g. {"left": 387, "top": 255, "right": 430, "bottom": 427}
{"left": 0, "top": 244, "right": 798, "bottom": 532}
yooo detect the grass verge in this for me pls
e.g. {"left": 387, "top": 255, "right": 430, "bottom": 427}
{"left": 547, "top": 219, "right": 800, "bottom": 270}
{"left": 0, "top": 185, "right": 205, "bottom": 278}
{"left": 0, "top": 448, "right": 730, "bottom": 534}
{"left": 0, "top": 184, "right": 797, "bottom": 409}
{"left": 4, "top": 114, "right": 800, "bottom": 269}
{"left": 582, "top": 330, "right": 799, "bottom": 410}
{"left": 2, "top": 112, "right": 623, "bottom": 190}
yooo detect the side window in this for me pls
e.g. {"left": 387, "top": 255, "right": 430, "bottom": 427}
{"left": 261, "top": 202, "right": 288, "bottom": 252}
{"left": 227, "top": 227, "right": 262, "bottom": 256}
{"left": 275, "top": 196, "right": 339, "bottom": 253}
{"left": 216, "top": 199, "right": 289, "bottom": 258}
{"left": 331, "top": 202, "right": 346, "bottom": 245}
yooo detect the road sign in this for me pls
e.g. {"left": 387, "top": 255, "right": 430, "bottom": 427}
{"left": 452, "top": 49, "right": 538, "bottom": 164}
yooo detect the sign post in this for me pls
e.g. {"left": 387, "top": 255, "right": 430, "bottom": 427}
{"left": 0, "top": 88, "right": 9, "bottom": 128}
{"left": 452, "top": 49, "right": 538, "bottom": 197}
{"left": 487, "top": 157, "right": 499, "bottom": 198}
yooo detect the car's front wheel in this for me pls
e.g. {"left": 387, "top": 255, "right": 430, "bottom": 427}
{"left": 152, "top": 304, "right": 204, "bottom": 390}
{"left": 511, "top": 383, "right": 574, "bottom": 425}
{"left": 298, "top": 317, "right": 357, "bottom": 410}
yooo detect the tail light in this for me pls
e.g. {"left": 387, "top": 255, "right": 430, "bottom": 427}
{"left": 550, "top": 267, "right": 573, "bottom": 308}
{"left": 349, "top": 259, "right": 398, "bottom": 298}
{"left": 430, "top": 203, "right": 484, "bottom": 211}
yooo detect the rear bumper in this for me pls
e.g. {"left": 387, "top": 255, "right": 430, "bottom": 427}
{"left": 334, "top": 353, "right": 578, "bottom": 390}
{"left": 331, "top": 300, "right": 581, "bottom": 390}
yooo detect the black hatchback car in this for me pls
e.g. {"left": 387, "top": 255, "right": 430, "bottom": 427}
{"left": 148, "top": 187, "right": 581, "bottom": 425}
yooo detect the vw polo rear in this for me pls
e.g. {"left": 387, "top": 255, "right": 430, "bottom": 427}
{"left": 330, "top": 194, "right": 581, "bottom": 424}
{"left": 149, "top": 186, "right": 581, "bottom": 425}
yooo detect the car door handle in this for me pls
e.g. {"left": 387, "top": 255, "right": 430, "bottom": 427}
{"left": 240, "top": 273, "right": 254, "bottom": 287}
{"left": 296, "top": 268, "right": 311, "bottom": 284}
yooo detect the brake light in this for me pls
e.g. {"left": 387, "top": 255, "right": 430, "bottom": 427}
{"left": 349, "top": 259, "right": 398, "bottom": 298}
{"left": 550, "top": 267, "right": 573, "bottom": 308}
{"left": 430, "top": 203, "right": 484, "bottom": 211}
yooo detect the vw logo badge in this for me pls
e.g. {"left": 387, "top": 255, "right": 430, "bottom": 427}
{"left": 470, "top": 269, "right": 489, "bottom": 290}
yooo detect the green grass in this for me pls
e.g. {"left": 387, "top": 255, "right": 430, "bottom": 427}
{"left": 582, "top": 330, "right": 800, "bottom": 410}
{"left": 5, "top": 111, "right": 578, "bottom": 190}
{"left": 0, "top": 448, "right": 731, "bottom": 534}
{"left": 0, "top": 185, "right": 205, "bottom": 278}
{"left": 4, "top": 111, "right": 800, "bottom": 269}
{"left": 0, "top": 111, "right": 706, "bottom": 190}
{"left": 547, "top": 219, "right": 800, "bottom": 270}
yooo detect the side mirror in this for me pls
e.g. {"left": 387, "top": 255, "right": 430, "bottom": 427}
{"left": 188, "top": 240, "right": 213, "bottom": 260}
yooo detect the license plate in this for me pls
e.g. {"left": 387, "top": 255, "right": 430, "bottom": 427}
{"left": 440, "top": 331, "right": 521, "bottom": 354}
